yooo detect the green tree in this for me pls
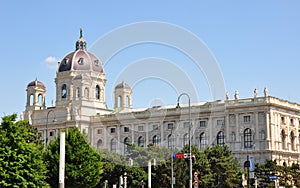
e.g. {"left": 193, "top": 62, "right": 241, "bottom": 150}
{"left": 255, "top": 159, "right": 278, "bottom": 188}
{"left": 255, "top": 160, "right": 300, "bottom": 187}
{"left": 191, "top": 146, "right": 214, "bottom": 188}
{"left": 172, "top": 145, "right": 214, "bottom": 188}
{"left": 290, "top": 163, "right": 300, "bottom": 188}
{"left": 44, "top": 127, "right": 103, "bottom": 188}
{"left": 0, "top": 114, "right": 48, "bottom": 187}
{"left": 124, "top": 143, "right": 169, "bottom": 187}
{"left": 98, "top": 144, "right": 243, "bottom": 188}
{"left": 97, "top": 148, "right": 147, "bottom": 188}
{"left": 152, "top": 160, "right": 170, "bottom": 188}
{"left": 205, "top": 145, "right": 242, "bottom": 188}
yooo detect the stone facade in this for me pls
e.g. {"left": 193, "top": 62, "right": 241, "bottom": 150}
{"left": 23, "top": 31, "right": 300, "bottom": 167}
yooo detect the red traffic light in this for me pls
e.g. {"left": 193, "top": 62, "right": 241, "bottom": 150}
{"left": 173, "top": 153, "right": 185, "bottom": 158}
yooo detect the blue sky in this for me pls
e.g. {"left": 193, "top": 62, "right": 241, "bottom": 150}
{"left": 1, "top": 1, "right": 300, "bottom": 116}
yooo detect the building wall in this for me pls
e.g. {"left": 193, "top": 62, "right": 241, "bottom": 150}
{"left": 90, "top": 96, "right": 300, "bottom": 166}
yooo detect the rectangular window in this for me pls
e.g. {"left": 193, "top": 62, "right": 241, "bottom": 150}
{"left": 183, "top": 122, "right": 190, "bottom": 128}
{"left": 243, "top": 115, "right": 251, "bottom": 123}
{"left": 199, "top": 121, "right": 206, "bottom": 127}
{"left": 152, "top": 124, "right": 158, "bottom": 130}
{"left": 167, "top": 123, "right": 174, "bottom": 130}
{"left": 290, "top": 118, "right": 294, "bottom": 125}
{"left": 124, "top": 127, "right": 129, "bottom": 133}
{"left": 138, "top": 126, "right": 144, "bottom": 131}
{"left": 97, "top": 129, "right": 102, "bottom": 134}
{"left": 217, "top": 120, "right": 224, "bottom": 126}
{"left": 281, "top": 116, "right": 286, "bottom": 124}
{"left": 110, "top": 128, "right": 116, "bottom": 133}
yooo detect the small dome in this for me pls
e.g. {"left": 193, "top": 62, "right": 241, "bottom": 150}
{"left": 58, "top": 29, "right": 104, "bottom": 73}
{"left": 115, "top": 81, "right": 131, "bottom": 90}
{"left": 27, "top": 79, "right": 45, "bottom": 88}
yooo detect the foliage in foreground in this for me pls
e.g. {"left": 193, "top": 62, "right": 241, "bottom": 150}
{"left": 99, "top": 144, "right": 243, "bottom": 188}
{"left": 44, "top": 127, "right": 103, "bottom": 188}
{"left": 255, "top": 159, "right": 300, "bottom": 188}
{"left": 0, "top": 114, "right": 48, "bottom": 187}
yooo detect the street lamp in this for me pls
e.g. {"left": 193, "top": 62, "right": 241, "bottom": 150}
{"left": 46, "top": 109, "right": 56, "bottom": 146}
{"left": 124, "top": 172, "right": 127, "bottom": 188}
{"left": 170, "top": 126, "right": 174, "bottom": 188}
{"left": 176, "top": 93, "right": 192, "bottom": 188}
{"left": 141, "top": 180, "right": 144, "bottom": 188}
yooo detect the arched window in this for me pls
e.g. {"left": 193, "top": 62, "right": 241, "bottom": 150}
{"left": 153, "top": 135, "right": 159, "bottom": 145}
{"left": 281, "top": 130, "right": 286, "bottom": 150}
{"left": 95, "top": 85, "right": 100, "bottom": 99}
{"left": 290, "top": 131, "right": 295, "bottom": 150}
{"left": 126, "top": 96, "right": 130, "bottom": 107}
{"left": 244, "top": 128, "right": 253, "bottom": 148}
{"left": 124, "top": 137, "right": 130, "bottom": 154}
{"left": 84, "top": 87, "right": 89, "bottom": 98}
{"left": 76, "top": 87, "right": 80, "bottom": 99}
{"left": 61, "top": 84, "right": 67, "bottom": 98}
{"left": 38, "top": 94, "right": 43, "bottom": 106}
{"left": 168, "top": 134, "right": 174, "bottom": 149}
{"left": 97, "top": 139, "right": 103, "bottom": 148}
{"left": 138, "top": 136, "right": 144, "bottom": 147}
{"left": 260, "top": 130, "right": 265, "bottom": 140}
{"left": 117, "top": 96, "right": 122, "bottom": 107}
{"left": 199, "top": 132, "right": 207, "bottom": 149}
{"left": 299, "top": 133, "right": 300, "bottom": 148}
{"left": 217, "top": 131, "right": 225, "bottom": 146}
{"left": 29, "top": 94, "right": 34, "bottom": 106}
{"left": 183, "top": 133, "right": 189, "bottom": 146}
{"left": 111, "top": 139, "right": 116, "bottom": 153}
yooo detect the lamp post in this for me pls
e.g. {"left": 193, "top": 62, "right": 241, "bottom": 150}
{"left": 46, "top": 109, "right": 56, "bottom": 146}
{"left": 176, "top": 93, "right": 192, "bottom": 188}
{"left": 170, "top": 126, "right": 174, "bottom": 188}
{"left": 124, "top": 172, "right": 127, "bottom": 188}
{"left": 104, "top": 180, "right": 108, "bottom": 188}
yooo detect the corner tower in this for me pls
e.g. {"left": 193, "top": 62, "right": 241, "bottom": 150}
{"left": 55, "top": 29, "right": 107, "bottom": 118}
{"left": 25, "top": 78, "right": 46, "bottom": 111}
{"left": 114, "top": 81, "right": 132, "bottom": 111}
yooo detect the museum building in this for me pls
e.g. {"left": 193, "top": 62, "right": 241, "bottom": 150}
{"left": 23, "top": 30, "right": 300, "bottom": 166}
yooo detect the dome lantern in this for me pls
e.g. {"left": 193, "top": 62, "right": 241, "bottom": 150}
{"left": 58, "top": 29, "right": 104, "bottom": 73}
{"left": 75, "top": 28, "right": 87, "bottom": 51}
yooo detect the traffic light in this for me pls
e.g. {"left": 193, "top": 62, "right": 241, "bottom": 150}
{"left": 244, "top": 160, "right": 250, "bottom": 168}
{"left": 173, "top": 153, "right": 185, "bottom": 158}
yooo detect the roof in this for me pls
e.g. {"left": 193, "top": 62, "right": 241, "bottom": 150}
{"left": 27, "top": 79, "right": 45, "bottom": 88}
{"left": 115, "top": 81, "right": 131, "bottom": 90}
{"left": 58, "top": 29, "right": 104, "bottom": 73}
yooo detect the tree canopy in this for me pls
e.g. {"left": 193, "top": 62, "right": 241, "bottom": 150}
{"left": 44, "top": 127, "right": 103, "bottom": 188}
{"left": 204, "top": 145, "right": 243, "bottom": 187}
{"left": 98, "top": 144, "right": 243, "bottom": 188}
{"left": 255, "top": 159, "right": 300, "bottom": 188}
{"left": 0, "top": 114, "right": 48, "bottom": 187}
